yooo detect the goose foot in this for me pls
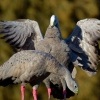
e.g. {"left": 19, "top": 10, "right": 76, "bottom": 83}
{"left": 32, "top": 89, "right": 38, "bottom": 100}
{"left": 21, "top": 85, "right": 25, "bottom": 100}
{"left": 63, "top": 90, "right": 66, "bottom": 100}
{"left": 47, "top": 88, "right": 51, "bottom": 100}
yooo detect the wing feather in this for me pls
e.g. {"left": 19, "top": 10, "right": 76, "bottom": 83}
{"left": 0, "top": 19, "right": 43, "bottom": 50}
{"left": 65, "top": 18, "right": 100, "bottom": 76}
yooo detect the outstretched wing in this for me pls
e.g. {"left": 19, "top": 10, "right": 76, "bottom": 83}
{"left": 65, "top": 18, "right": 100, "bottom": 76}
{"left": 0, "top": 19, "right": 43, "bottom": 50}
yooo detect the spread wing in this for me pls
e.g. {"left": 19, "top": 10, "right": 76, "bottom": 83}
{"left": 65, "top": 18, "right": 100, "bottom": 76}
{"left": 0, "top": 19, "right": 43, "bottom": 50}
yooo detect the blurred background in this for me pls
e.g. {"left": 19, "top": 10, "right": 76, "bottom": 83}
{"left": 0, "top": 0, "right": 100, "bottom": 100}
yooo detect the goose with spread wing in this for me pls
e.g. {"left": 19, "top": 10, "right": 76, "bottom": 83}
{"left": 1, "top": 16, "right": 100, "bottom": 100}
{"left": 46, "top": 17, "right": 100, "bottom": 100}
{"left": 35, "top": 15, "right": 77, "bottom": 100}
{"left": 0, "top": 16, "right": 78, "bottom": 100}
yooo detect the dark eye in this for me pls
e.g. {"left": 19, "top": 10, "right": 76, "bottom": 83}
{"left": 75, "top": 85, "right": 77, "bottom": 88}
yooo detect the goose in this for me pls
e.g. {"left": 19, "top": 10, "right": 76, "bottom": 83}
{"left": 0, "top": 50, "right": 78, "bottom": 100}
{"left": 0, "top": 16, "right": 77, "bottom": 100}
{"left": 1, "top": 15, "right": 100, "bottom": 99}
{"left": 34, "top": 15, "right": 77, "bottom": 100}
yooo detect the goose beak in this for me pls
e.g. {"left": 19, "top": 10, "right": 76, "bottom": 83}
{"left": 75, "top": 89, "right": 78, "bottom": 95}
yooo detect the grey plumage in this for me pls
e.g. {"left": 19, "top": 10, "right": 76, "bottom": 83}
{"left": 0, "top": 19, "right": 43, "bottom": 50}
{"left": 35, "top": 15, "right": 77, "bottom": 99}
{"left": 0, "top": 16, "right": 78, "bottom": 99}
{"left": 1, "top": 15, "right": 100, "bottom": 99}
{"left": 1, "top": 18, "right": 100, "bottom": 76}
{"left": 65, "top": 18, "right": 100, "bottom": 76}
{"left": 43, "top": 63, "right": 76, "bottom": 99}
{"left": 0, "top": 50, "right": 78, "bottom": 93}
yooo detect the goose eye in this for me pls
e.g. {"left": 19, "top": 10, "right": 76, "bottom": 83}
{"left": 75, "top": 85, "right": 77, "bottom": 88}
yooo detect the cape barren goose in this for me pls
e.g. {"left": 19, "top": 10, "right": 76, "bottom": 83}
{"left": 1, "top": 15, "right": 100, "bottom": 99}
{"left": 35, "top": 15, "right": 77, "bottom": 100}
{"left": 0, "top": 16, "right": 77, "bottom": 100}
{"left": 0, "top": 50, "right": 78, "bottom": 100}
{"left": 44, "top": 16, "right": 100, "bottom": 99}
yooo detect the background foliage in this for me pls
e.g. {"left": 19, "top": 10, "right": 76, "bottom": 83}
{"left": 0, "top": 0, "right": 100, "bottom": 100}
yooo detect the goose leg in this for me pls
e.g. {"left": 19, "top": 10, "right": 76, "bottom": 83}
{"left": 60, "top": 79, "right": 66, "bottom": 100}
{"left": 32, "top": 89, "right": 37, "bottom": 100}
{"left": 47, "top": 88, "right": 52, "bottom": 100}
{"left": 32, "top": 85, "right": 39, "bottom": 100}
{"left": 63, "top": 90, "right": 66, "bottom": 100}
{"left": 21, "top": 85, "right": 25, "bottom": 100}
